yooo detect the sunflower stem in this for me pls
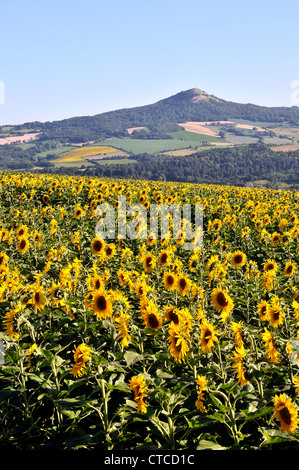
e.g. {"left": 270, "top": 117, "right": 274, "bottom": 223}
{"left": 216, "top": 340, "right": 226, "bottom": 383}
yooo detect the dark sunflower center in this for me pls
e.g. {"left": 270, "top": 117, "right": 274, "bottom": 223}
{"left": 217, "top": 292, "right": 228, "bottom": 308}
{"left": 166, "top": 275, "right": 174, "bottom": 286}
{"left": 145, "top": 256, "right": 152, "bottom": 267}
{"left": 261, "top": 305, "right": 267, "bottom": 315}
{"left": 20, "top": 240, "right": 26, "bottom": 250}
{"left": 286, "top": 265, "right": 293, "bottom": 274}
{"left": 280, "top": 407, "right": 291, "bottom": 425}
{"left": 35, "top": 292, "right": 40, "bottom": 303}
{"left": 160, "top": 253, "right": 168, "bottom": 264}
{"left": 234, "top": 255, "right": 243, "bottom": 264}
{"left": 266, "top": 263, "right": 274, "bottom": 271}
{"left": 179, "top": 278, "right": 187, "bottom": 289}
{"left": 174, "top": 337, "right": 182, "bottom": 353}
{"left": 96, "top": 295, "right": 107, "bottom": 311}
{"left": 169, "top": 310, "right": 179, "bottom": 324}
{"left": 93, "top": 240, "right": 103, "bottom": 252}
{"left": 273, "top": 309, "right": 280, "bottom": 320}
{"left": 148, "top": 314, "right": 159, "bottom": 329}
{"left": 95, "top": 279, "right": 101, "bottom": 290}
{"left": 204, "top": 329, "right": 212, "bottom": 344}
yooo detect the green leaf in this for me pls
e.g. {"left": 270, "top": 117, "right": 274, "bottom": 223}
{"left": 196, "top": 439, "right": 227, "bottom": 450}
{"left": 243, "top": 406, "right": 273, "bottom": 421}
{"left": 124, "top": 350, "right": 142, "bottom": 366}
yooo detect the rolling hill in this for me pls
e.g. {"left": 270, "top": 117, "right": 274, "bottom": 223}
{"left": 4, "top": 87, "right": 299, "bottom": 144}
{"left": 1, "top": 88, "right": 299, "bottom": 188}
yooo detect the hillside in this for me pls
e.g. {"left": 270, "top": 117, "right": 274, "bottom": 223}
{"left": 1, "top": 87, "right": 299, "bottom": 187}
{"left": 3, "top": 87, "right": 299, "bottom": 144}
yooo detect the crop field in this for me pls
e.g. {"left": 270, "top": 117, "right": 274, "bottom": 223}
{"left": 93, "top": 137, "right": 210, "bottom": 155}
{"left": 52, "top": 146, "right": 120, "bottom": 165}
{"left": 1, "top": 172, "right": 299, "bottom": 450}
{"left": 168, "top": 130, "right": 226, "bottom": 144}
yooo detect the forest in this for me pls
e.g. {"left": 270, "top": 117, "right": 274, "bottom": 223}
{"left": 36, "top": 144, "right": 299, "bottom": 188}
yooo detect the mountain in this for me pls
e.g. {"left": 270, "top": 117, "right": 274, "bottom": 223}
{"left": 9, "top": 88, "right": 299, "bottom": 144}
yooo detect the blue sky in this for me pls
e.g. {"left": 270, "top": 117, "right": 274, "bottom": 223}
{"left": 1, "top": 0, "right": 299, "bottom": 124}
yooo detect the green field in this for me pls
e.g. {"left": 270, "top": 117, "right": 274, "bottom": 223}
{"left": 34, "top": 145, "right": 76, "bottom": 159}
{"left": 168, "top": 130, "right": 225, "bottom": 143}
{"left": 93, "top": 135, "right": 226, "bottom": 154}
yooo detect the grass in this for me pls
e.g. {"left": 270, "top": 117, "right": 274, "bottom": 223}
{"left": 34, "top": 146, "right": 76, "bottom": 159}
{"left": 93, "top": 137, "right": 217, "bottom": 154}
{"left": 168, "top": 130, "right": 225, "bottom": 143}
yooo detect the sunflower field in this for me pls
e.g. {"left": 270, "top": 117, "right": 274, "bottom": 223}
{"left": 1, "top": 171, "right": 299, "bottom": 450}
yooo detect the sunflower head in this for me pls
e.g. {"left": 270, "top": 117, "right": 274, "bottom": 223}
{"left": 163, "top": 272, "right": 177, "bottom": 291}
{"left": 91, "top": 238, "right": 105, "bottom": 256}
{"left": 273, "top": 394, "right": 299, "bottom": 434}
{"left": 92, "top": 289, "right": 113, "bottom": 319}
{"left": 231, "top": 250, "right": 247, "bottom": 268}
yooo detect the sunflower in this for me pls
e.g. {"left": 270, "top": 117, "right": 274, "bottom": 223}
{"left": 105, "top": 243, "right": 116, "bottom": 259}
{"left": 163, "top": 305, "right": 180, "bottom": 325}
{"left": 72, "top": 343, "right": 92, "bottom": 377}
{"left": 231, "top": 250, "right": 247, "bottom": 268}
{"left": 74, "top": 205, "right": 84, "bottom": 219}
{"left": 261, "top": 328, "right": 280, "bottom": 363}
{"left": 135, "top": 280, "right": 149, "bottom": 299}
{"left": 263, "top": 259, "right": 278, "bottom": 275}
{"left": 158, "top": 249, "right": 171, "bottom": 267}
{"left": 269, "top": 296, "right": 284, "bottom": 328}
{"left": 143, "top": 253, "right": 156, "bottom": 273}
{"left": 273, "top": 394, "right": 299, "bottom": 434}
{"left": 176, "top": 274, "right": 191, "bottom": 297}
{"left": 199, "top": 321, "right": 219, "bottom": 353}
{"left": 18, "top": 236, "right": 30, "bottom": 254}
{"left": 118, "top": 268, "right": 130, "bottom": 287}
{"left": 143, "top": 307, "right": 163, "bottom": 330}
{"left": 91, "top": 237, "right": 105, "bottom": 256}
{"left": 92, "top": 289, "right": 113, "bottom": 319}
{"left": 294, "top": 376, "right": 299, "bottom": 395}
{"left": 206, "top": 254, "right": 219, "bottom": 274}
{"left": 84, "top": 291, "right": 94, "bottom": 310}
{"left": 284, "top": 261, "right": 296, "bottom": 277}
{"left": 188, "top": 253, "right": 199, "bottom": 271}
{"left": 129, "top": 375, "right": 148, "bottom": 413}
{"left": 32, "top": 285, "right": 46, "bottom": 311}
{"left": 257, "top": 300, "right": 269, "bottom": 321}
{"left": 16, "top": 224, "right": 28, "bottom": 238}
{"left": 271, "top": 232, "right": 280, "bottom": 247}
{"left": 292, "top": 299, "right": 299, "bottom": 323}
{"left": 230, "top": 321, "right": 244, "bottom": 348}
{"left": 231, "top": 345, "right": 248, "bottom": 386}
{"left": 114, "top": 312, "right": 131, "bottom": 349}
{"left": 0, "top": 252, "right": 8, "bottom": 268}
{"left": 211, "top": 286, "right": 234, "bottom": 322}
{"left": 195, "top": 375, "right": 208, "bottom": 413}
{"left": 32, "top": 230, "right": 42, "bottom": 247}
{"left": 42, "top": 194, "right": 49, "bottom": 204}
{"left": 163, "top": 271, "right": 177, "bottom": 291}
{"left": 3, "top": 302, "right": 22, "bottom": 339}
{"left": 168, "top": 324, "right": 189, "bottom": 363}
